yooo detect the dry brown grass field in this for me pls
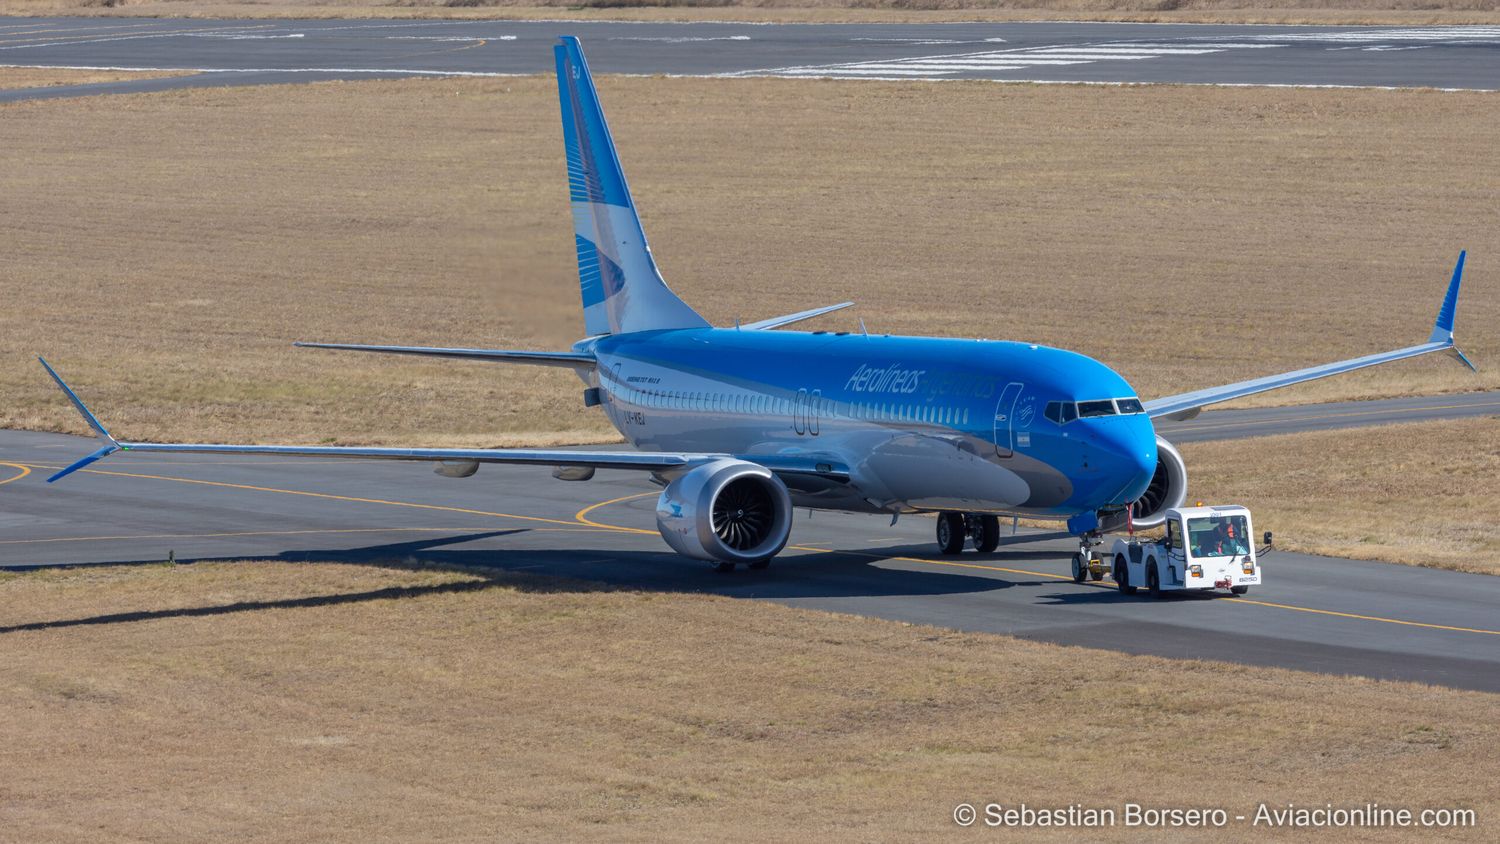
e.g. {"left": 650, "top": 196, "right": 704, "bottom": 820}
{"left": 1183, "top": 417, "right": 1500, "bottom": 573}
{"left": 7, "top": 0, "right": 1500, "bottom": 25}
{"left": 0, "top": 560, "right": 1495, "bottom": 841}
{"left": 0, "top": 67, "right": 190, "bottom": 90}
{"left": 2, "top": 77, "right": 1497, "bottom": 448}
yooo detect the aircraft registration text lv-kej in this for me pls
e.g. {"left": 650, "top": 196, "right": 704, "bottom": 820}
{"left": 40, "top": 37, "right": 1476, "bottom": 571}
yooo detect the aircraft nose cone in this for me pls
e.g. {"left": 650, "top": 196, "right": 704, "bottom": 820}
{"left": 1089, "top": 419, "right": 1157, "bottom": 506}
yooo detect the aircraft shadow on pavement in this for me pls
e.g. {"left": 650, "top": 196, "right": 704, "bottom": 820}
{"left": 1, "top": 529, "right": 1053, "bottom": 633}
{"left": 1030, "top": 586, "right": 1225, "bottom": 606}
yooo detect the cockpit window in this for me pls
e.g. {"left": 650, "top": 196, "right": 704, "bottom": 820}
{"left": 1049, "top": 398, "right": 1142, "bottom": 422}
{"left": 1045, "top": 401, "right": 1079, "bottom": 425}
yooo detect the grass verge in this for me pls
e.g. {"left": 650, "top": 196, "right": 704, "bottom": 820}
{"left": 0, "top": 67, "right": 193, "bottom": 90}
{"left": 0, "top": 560, "right": 1495, "bottom": 840}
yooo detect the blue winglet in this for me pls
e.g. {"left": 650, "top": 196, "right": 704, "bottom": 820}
{"left": 38, "top": 357, "right": 116, "bottom": 444}
{"left": 47, "top": 443, "right": 120, "bottom": 483}
{"left": 37, "top": 357, "right": 124, "bottom": 482}
{"left": 1429, "top": 250, "right": 1465, "bottom": 344}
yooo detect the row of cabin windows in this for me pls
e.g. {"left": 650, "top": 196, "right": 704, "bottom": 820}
{"left": 615, "top": 385, "right": 973, "bottom": 427}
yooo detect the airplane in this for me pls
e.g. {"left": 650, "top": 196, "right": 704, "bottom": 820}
{"left": 39, "top": 36, "right": 1476, "bottom": 573}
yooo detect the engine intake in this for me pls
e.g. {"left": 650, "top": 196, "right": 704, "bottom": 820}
{"left": 1128, "top": 436, "right": 1188, "bottom": 530}
{"left": 656, "top": 459, "right": 793, "bottom": 564}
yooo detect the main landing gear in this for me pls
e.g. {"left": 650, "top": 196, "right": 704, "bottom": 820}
{"left": 936, "top": 511, "right": 1002, "bottom": 555}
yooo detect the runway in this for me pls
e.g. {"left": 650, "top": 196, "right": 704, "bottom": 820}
{"left": 3, "top": 390, "right": 1498, "bottom": 692}
{"left": 1, "top": 17, "right": 1498, "bottom": 103}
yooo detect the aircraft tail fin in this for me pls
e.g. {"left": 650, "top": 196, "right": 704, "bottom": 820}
{"left": 554, "top": 36, "right": 708, "bottom": 336}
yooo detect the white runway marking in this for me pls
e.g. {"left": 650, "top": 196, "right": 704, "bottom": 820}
{"left": 609, "top": 35, "right": 751, "bottom": 42}
{"left": 741, "top": 25, "right": 1500, "bottom": 83}
{"left": 903, "top": 58, "right": 1092, "bottom": 66}
{"left": 850, "top": 37, "right": 1008, "bottom": 45}
{"left": 0, "top": 62, "right": 518, "bottom": 78}
{"left": 0, "top": 26, "right": 274, "bottom": 50}
{"left": 1025, "top": 46, "right": 1221, "bottom": 54}
{"left": 773, "top": 67, "right": 949, "bottom": 77}
{"left": 185, "top": 33, "right": 306, "bottom": 41}
{"left": 383, "top": 35, "right": 512, "bottom": 42}
{"left": 1248, "top": 25, "right": 1500, "bottom": 42}
{"left": 743, "top": 42, "right": 1272, "bottom": 80}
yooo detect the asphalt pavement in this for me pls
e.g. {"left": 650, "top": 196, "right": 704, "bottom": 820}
{"left": 3, "top": 391, "right": 1498, "bottom": 692}
{"left": 0, "top": 17, "right": 1497, "bottom": 102}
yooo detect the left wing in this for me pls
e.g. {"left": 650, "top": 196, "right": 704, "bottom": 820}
{"left": 1144, "top": 252, "right": 1476, "bottom": 421}
{"left": 36, "top": 359, "right": 848, "bottom": 485}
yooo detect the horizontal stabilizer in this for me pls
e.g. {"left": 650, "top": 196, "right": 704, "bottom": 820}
{"left": 741, "top": 302, "right": 855, "bottom": 331}
{"left": 294, "top": 342, "right": 595, "bottom": 370}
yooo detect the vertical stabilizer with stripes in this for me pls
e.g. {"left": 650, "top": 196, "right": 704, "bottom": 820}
{"left": 555, "top": 36, "right": 708, "bottom": 336}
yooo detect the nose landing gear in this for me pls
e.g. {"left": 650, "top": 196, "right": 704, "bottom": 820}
{"left": 1072, "top": 531, "right": 1106, "bottom": 582}
{"left": 935, "top": 511, "right": 1003, "bottom": 555}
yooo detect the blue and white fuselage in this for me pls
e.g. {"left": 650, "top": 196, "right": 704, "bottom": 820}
{"left": 586, "top": 329, "right": 1157, "bottom": 519}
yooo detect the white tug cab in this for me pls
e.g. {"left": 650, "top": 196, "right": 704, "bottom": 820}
{"left": 1080, "top": 505, "right": 1270, "bottom": 598}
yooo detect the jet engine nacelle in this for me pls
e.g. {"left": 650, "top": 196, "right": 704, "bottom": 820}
{"left": 656, "top": 459, "right": 793, "bottom": 564}
{"left": 1127, "top": 436, "right": 1189, "bottom": 530}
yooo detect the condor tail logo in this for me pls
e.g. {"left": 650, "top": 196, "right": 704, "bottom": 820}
{"left": 553, "top": 36, "right": 707, "bottom": 337}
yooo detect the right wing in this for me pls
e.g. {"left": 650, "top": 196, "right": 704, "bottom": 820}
{"left": 1143, "top": 252, "right": 1476, "bottom": 421}
{"left": 293, "top": 342, "right": 595, "bottom": 372}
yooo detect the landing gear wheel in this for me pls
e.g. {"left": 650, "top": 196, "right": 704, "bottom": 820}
{"left": 975, "top": 515, "right": 1001, "bottom": 553}
{"left": 1071, "top": 553, "right": 1087, "bottom": 583}
{"left": 714, "top": 561, "right": 736, "bottom": 573}
{"left": 1115, "top": 555, "right": 1137, "bottom": 595}
{"left": 1147, "top": 562, "right": 1162, "bottom": 599}
{"left": 1230, "top": 585, "right": 1250, "bottom": 596}
{"left": 1090, "top": 568, "right": 1104, "bottom": 582}
{"left": 936, "top": 512, "right": 966, "bottom": 555}
{"left": 748, "top": 558, "right": 771, "bottom": 570}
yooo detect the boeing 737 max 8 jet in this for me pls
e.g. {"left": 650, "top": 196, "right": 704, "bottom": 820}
{"left": 40, "top": 37, "right": 1475, "bottom": 572}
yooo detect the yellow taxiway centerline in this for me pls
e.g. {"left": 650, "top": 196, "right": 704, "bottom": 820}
{"left": 15, "top": 460, "right": 1500, "bottom": 637}
{"left": 0, "top": 463, "right": 33, "bottom": 486}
